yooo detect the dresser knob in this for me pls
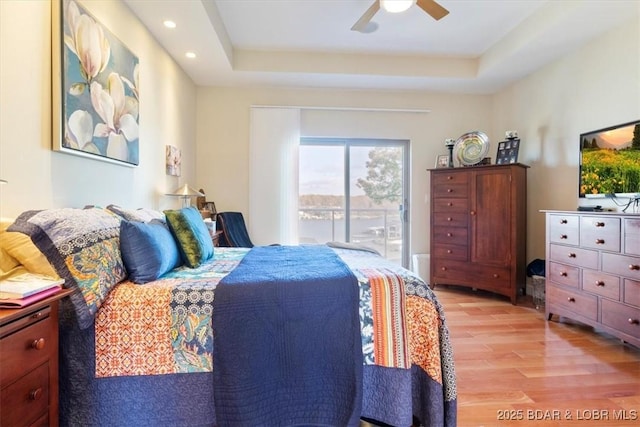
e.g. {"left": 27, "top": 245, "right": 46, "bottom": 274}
{"left": 595, "top": 281, "right": 605, "bottom": 287}
{"left": 446, "top": 249, "right": 452, "bottom": 254}
{"left": 629, "top": 319, "right": 639, "bottom": 325}
{"left": 560, "top": 272, "right": 568, "bottom": 277}
{"left": 492, "top": 274, "right": 499, "bottom": 278}
{"left": 560, "top": 234, "right": 567, "bottom": 239}
{"left": 567, "top": 297, "right": 575, "bottom": 302}
{"left": 560, "top": 219, "right": 568, "bottom": 224}
{"left": 447, "top": 217, "right": 452, "bottom": 221}
{"left": 630, "top": 264, "right": 640, "bottom": 271}
{"left": 447, "top": 232, "right": 452, "bottom": 237}
{"left": 446, "top": 176, "right": 453, "bottom": 180}
{"left": 470, "top": 211, "right": 476, "bottom": 216}
{"left": 31, "top": 312, "right": 44, "bottom": 320}
{"left": 441, "top": 267, "right": 447, "bottom": 271}
{"left": 447, "top": 188, "right": 453, "bottom": 193}
{"left": 31, "top": 338, "right": 46, "bottom": 350}
{"left": 595, "top": 239, "right": 605, "bottom": 245}
{"left": 447, "top": 202, "right": 453, "bottom": 207}
{"left": 594, "top": 221, "right": 605, "bottom": 227}
{"left": 29, "top": 388, "right": 43, "bottom": 401}
{"left": 568, "top": 253, "right": 576, "bottom": 258}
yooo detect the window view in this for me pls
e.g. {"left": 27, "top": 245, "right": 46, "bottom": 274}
{"left": 299, "top": 139, "right": 407, "bottom": 266}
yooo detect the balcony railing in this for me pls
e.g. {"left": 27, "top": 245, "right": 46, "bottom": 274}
{"left": 298, "top": 207, "right": 402, "bottom": 262}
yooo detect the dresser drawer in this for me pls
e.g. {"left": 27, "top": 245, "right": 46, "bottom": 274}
{"left": 432, "top": 226, "right": 468, "bottom": 246}
{"left": 549, "top": 243, "right": 599, "bottom": 269}
{"left": 432, "top": 183, "right": 468, "bottom": 198}
{"left": 582, "top": 269, "right": 620, "bottom": 300}
{"left": 624, "top": 218, "right": 640, "bottom": 256}
{"left": 0, "top": 312, "right": 53, "bottom": 387}
{"left": 432, "top": 243, "right": 468, "bottom": 261}
{"left": 624, "top": 279, "right": 640, "bottom": 308}
{"left": 549, "top": 214, "right": 579, "bottom": 245}
{"left": 546, "top": 284, "right": 598, "bottom": 321}
{"left": 580, "top": 216, "right": 621, "bottom": 252}
{"left": 0, "top": 363, "right": 49, "bottom": 427}
{"left": 431, "top": 171, "right": 468, "bottom": 187}
{"left": 548, "top": 261, "right": 580, "bottom": 288}
{"left": 432, "top": 212, "right": 467, "bottom": 228}
{"left": 602, "top": 252, "right": 640, "bottom": 281}
{"left": 601, "top": 299, "right": 640, "bottom": 339}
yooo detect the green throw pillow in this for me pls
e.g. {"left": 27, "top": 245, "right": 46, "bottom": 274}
{"left": 164, "top": 206, "right": 214, "bottom": 268}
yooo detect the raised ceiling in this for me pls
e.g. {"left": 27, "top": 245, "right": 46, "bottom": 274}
{"left": 123, "top": 0, "right": 639, "bottom": 94}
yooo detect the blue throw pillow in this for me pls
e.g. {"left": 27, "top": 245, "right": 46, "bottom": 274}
{"left": 120, "top": 220, "right": 181, "bottom": 283}
{"left": 164, "top": 206, "right": 215, "bottom": 268}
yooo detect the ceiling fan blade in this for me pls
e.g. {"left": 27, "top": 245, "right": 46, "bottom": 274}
{"left": 416, "top": 0, "right": 449, "bottom": 20}
{"left": 351, "top": 0, "right": 381, "bottom": 32}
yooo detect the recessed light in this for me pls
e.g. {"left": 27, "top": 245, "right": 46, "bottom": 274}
{"left": 163, "top": 20, "right": 176, "bottom": 29}
{"left": 185, "top": 52, "right": 197, "bottom": 59}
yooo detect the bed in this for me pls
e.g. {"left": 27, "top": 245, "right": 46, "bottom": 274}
{"left": 5, "top": 207, "right": 457, "bottom": 427}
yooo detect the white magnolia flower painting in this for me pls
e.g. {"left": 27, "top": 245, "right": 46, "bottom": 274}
{"left": 53, "top": 0, "right": 139, "bottom": 166}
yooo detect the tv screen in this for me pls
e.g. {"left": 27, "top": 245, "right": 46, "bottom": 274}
{"left": 579, "top": 120, "right": 640, "bottom": 199}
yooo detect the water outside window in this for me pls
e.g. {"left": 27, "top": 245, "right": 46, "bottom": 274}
{"left": 298, "top": 139, "right": 408, "bottom": 266}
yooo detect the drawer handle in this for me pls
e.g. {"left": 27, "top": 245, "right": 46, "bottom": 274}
{"left": 560, "top": 272, "right": 568, "bottom": 277}
{"left": 567, "top": 297, "right": 575, "bottom": 303}
{"left": 560, "top": 219, "right": 567, "bottom": 224}
{"left": 447, "top": 217, "right": 452, "bottom": 222}
{"left": 595, "top": 239, "right": 605, "bottom": 245}
{"left": 441, "top": 267, "right": 447, "bottom": 271}
{"left": 560, "top": 234, "right": 568, "bottom": 239}
{"left": 447, "top": 188, "right": 453, "bottom": 193}
{"left": 629, "top": 319, "right": 640, "bottom": 325}
{"left": 470, "top": 211, "right": 476, "bottom": 216}
{"left": 447, "top": 232, "right": 452, "bottom": 237}
{"left": 446, "top": 249, "right": 452, "bottom": 254}
{"left": 447, "top": 202, "right": 453, "bottom": 207}
{"left": 594, "top": 221, "right": 605, "bottom": 227}
{"left": 630, "top": 264, "right": 640, "bottom": 271}
{"left": 568, "top": 253, "right": 576, "bottom": 258}
{"left": 492, "top": 274, "right": 499, "bottom": 278}
{"left": 595, "top": 281, "right": 605, "bottom": 287}
{"left": 31, "top": 338, "right": 46, "bottom": 350}
{"left": 29, "top": 388, "right": 43, "bottom": 401}
{"left": 31, "top": 311, "right": 44, "bottom": 320}
{"left": 446, "top": 176, "right": 453, "bottom": 180}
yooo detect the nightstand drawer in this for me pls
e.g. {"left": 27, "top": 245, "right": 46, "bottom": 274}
{"left": 0, "top": 363, "right": 49, "bottom": 427}
{"left": 601, "top": 299, "right": 640, "bottom": 339}
{"left": 546, "top": 284, "right": 597, "bottom": 321}
{"left": 0, "top": 313, "right": 53, "bottom": 388}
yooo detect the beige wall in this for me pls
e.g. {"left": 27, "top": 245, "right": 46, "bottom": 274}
{"left": 493, "top": 16, "right": 640, "bottom": 260}
{"left": 196, "top": 87, "right": 492, "bottom": 255}
{"left": 0, "top": 0, "right": 197, "bottom": 219}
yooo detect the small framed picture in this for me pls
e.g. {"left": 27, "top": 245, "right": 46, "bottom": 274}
{"left": 496, "top": 138, "right": 520, "bottom": 165}
{"left": 435, "top": 154, "right": 450, "bottom": 168}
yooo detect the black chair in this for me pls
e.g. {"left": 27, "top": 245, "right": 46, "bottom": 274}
{"left": 216, "top": 212, "right": 254, "bottom": 248}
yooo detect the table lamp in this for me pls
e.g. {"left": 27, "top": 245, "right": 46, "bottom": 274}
{"left": 166, "top": 184, "right": 203, "bottom": 208}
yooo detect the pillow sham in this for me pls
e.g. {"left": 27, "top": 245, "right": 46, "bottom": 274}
{"left": 107, "top": 204, "right": 165, "bottom": 223}
{"left": 120, "top": 219, "right": 181, "bottom": 284}
{"left": 164, "top": 206, "right": 214, "bottom": 268}
{"left": 8, "top": 207, "right": 126, "bottom": 329}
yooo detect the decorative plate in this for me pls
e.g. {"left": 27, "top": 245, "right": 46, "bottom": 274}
{"left": 453, "top": 131, "right": 490, "bottom": 166}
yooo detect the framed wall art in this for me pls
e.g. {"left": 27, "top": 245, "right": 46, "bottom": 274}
{"left": 52, "top": 0, "right": 140, "bottom": 166}
{"left": 165, "top": 145, "right": 181, "bottom": 176}
{"left": 496, "top": 138, "right": 520, "bottom": 165}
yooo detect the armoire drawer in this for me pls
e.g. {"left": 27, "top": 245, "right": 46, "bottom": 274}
{"left": 601, "top": 299, "right": 640, "bottom": 339}
{"left": 549, "top": 243, "right": 598, "bottom": 269}
{"left": 432, "top": 227, "right": 468, "bottom": 246}
{"left": 431, "top": 172, "right": 468, "bottom": 187}
{"left": 434, "top": 260, "right": 510, "bottom": 290}
{"left": 432, "top": 198, "right": 469, "bottom": 213}
{"left": 432, "top": 183, "right": 468, "bottom": 198}
{"left": 546, "top": 284, "right": 597, "bottom": 321}
{"left": 432, "top": 212, "right": 467, "bottom": 228}
{"left": 432, "top": 243, "right": 468, "bottom": 261}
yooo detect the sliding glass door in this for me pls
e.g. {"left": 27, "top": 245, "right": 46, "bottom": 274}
{"left": 299, "top": 138, "right": 409, "bottom": 267}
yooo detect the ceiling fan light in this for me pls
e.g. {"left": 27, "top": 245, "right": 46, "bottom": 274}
{"left": 381, "top": 0, "right": 416, "bottom": 13}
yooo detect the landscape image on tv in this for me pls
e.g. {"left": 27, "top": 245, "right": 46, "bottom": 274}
{"left": 580, "top": 121, "right": 640, "bottom": 197}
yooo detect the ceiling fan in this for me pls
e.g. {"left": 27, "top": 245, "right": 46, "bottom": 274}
{"left": 351, "top": 0, "right": 449, "bottom": 32}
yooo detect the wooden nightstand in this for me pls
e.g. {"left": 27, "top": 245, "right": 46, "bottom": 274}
{"left": 0, "top": 288, "right": 73, "bottom": 427}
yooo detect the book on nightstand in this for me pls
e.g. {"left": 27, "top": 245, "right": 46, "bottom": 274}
{"left": 0, "top": 273, "right": 65, "bottom": 308}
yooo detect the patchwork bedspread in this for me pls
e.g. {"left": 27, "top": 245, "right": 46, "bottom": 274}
{"left": 91, "top": 245, "right": 457, "bottom": 425}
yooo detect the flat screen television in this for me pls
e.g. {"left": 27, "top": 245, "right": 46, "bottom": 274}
{"left": 579, "top": 119, "right": 640, "bottom": 199}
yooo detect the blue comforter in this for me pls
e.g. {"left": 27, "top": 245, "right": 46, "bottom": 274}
{"left": 212, "top": 245, "right": 363, "bottom": 426}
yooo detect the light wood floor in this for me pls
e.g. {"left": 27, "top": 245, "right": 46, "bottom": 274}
{"left": 435, "top": 285, "right": 640, "bottom": 427}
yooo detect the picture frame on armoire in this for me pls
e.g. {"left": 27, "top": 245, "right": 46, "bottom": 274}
{"left": 496, "top": 138, "right": 520, "bottom": 164}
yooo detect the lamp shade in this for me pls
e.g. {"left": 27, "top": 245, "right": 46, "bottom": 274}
{"left": 166, "top": 184, "right": 204, "bottom": 208}
{"left": 381, "top": 0, "right": 416, "bottom": 13}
